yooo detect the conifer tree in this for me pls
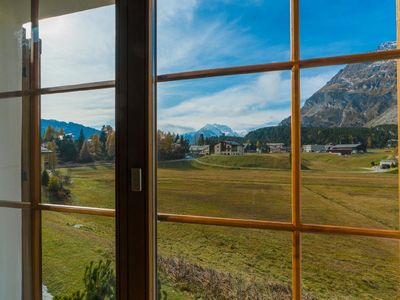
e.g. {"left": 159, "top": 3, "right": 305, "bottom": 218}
{"left": 79, "top": 140, "right": 93, "bottom": 163}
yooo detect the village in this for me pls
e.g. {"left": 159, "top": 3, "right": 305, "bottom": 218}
{"left": 188, "top": 141, "right": 398, "bottom": 170}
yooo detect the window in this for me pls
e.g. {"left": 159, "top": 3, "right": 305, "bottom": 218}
{"left": 156, "top": 0, "right": 400, "bottom": 299}
{"left": 0, "top": 0, "right": 399, "bottom": 299}
{"left": 0, "top": 0, "right": 116, "bottom": 299}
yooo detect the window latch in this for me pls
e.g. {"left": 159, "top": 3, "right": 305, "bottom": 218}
{"left": 131, "top": 168, "right": 142, "bottom": 192}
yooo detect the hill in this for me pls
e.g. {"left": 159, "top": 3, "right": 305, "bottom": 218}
{"left": 41, "top": 119, "right": 101, "bottom": 140}
{"left": 281, "top": 41, "right": 397, "bottom": 128}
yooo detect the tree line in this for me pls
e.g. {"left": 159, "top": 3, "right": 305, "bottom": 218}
{"left": 244, "top": 124, "right": 398, "bottom": 148}
{"left": 42, "top": 124, "right": 116, "bottom": 165}
{"left": 157, "top": 130, "right": 190, "bottom": 161}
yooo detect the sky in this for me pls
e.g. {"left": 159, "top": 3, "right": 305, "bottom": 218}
{"left": 39, "top": 0, "right": 396, "bottom": 132}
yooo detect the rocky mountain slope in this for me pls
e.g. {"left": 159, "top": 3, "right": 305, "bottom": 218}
{"left": 281, "top": 41, "right": 397, "bottom": 128}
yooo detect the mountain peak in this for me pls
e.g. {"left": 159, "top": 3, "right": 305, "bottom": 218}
{"left": 183, "top": 123, "right": 243, "bottom": 144}
{"left": 281, "top": 42, "right": 397, "bottom": 128}
{"left": 378, "top": 41, "right": 396, "bottom": 51}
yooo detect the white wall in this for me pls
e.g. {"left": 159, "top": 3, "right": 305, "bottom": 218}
{"left": 0, "top": 1, "right": 27, "bottom": 299}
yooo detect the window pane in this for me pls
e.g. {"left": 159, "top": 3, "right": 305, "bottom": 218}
{"left": 300, "top": 60, "right": 399, "bottom": 230}
{"left": 0, "top": 208, "right": 23, "bottom": 299}
{"left": 39, "top": 3, "right": 115, "bottom": 87}
{"left": 158, "top": 223, "right": 292, "bottom": 298}
{"left": 302, "top": 234, "right": 400, "bottom": 299}
{"left": 157, "top": 73, "right": 292, "bottom": 222}
{"left": 157, "top": 0, "right": 290, "bottom": 74}
{"left": 0, "top": 0, "right": 30, "bottom": 92}
{"left": 40, "top": 89, "right": 115, "bottom": 208}
{"left": 300, "top": 0, "right": 396, "bottom": 59}
{"left": 42, "top": 212, "right": 115, "bottom": 299}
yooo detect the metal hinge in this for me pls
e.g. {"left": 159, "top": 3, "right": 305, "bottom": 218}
{"left": 131, "top": 168, "right": 142, "bottom": 192}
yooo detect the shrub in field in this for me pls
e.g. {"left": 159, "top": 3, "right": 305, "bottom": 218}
{"left": 55, "top": 260, "right": 116, "bottom": 300}
{"left": 42, "top": 170, "right": 50, "bottom": 186}
{"left": 158, "top": 256, "right": 316, "bottom": 300}
{"left": 48, "top": 175, "right": 71, "bottom": 203}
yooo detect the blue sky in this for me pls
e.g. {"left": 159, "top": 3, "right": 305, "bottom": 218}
{"left": 40, "top": 0, "right": 396, "bottom": 132}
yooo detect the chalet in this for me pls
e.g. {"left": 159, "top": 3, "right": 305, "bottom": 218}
{"left": 189, "top": 145, "right": 210, "bottom": 156}
{"left": 214, "top": 141, "right": 244, "bottom": 156}
{"left": 328, "top": 143, "right": 366, "bottom": 155}
{"left": 266, "top": 143, "right": 287, "bottom": 153}
{"left": 302, "top": 144, "right": 326, "bottom": 153}
{"left": 41, "top": 146, "right": 53, "bottom": 170}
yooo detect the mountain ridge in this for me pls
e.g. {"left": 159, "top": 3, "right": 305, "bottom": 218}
{"left": 281, "top": 41, "right": 397, "bottom": 128}
{"left": 41, "top": 119, "right": 101, "bottom": 140}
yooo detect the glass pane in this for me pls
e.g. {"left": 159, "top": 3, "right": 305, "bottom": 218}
{"left": 40, "top": 89, "right": 115, "bottom": 208}
{"left": 42, "top": 212, "right": 115, "bottom": 299}
{"left": 302, "top": 234, "right": 400, "bottom": 299}
{"left": 39, "top": 3, "right": 115, "bottom": 87}
{"left": 0, "top": 0, "right": 30, "bottom": 92}
{"left": 158, "top": 223, "right": 292, "bottom": 298}
{"left": 157, "top": 72, "right": 292, "bottom": 222}
{"left": 0, "top": 207, "right": 23, "bottom": 299}
{"left": 300, "top": 61, "right": 399, "bottom": 230}
{"left": 157, "top": 0, "right": 290, "bottom": 74}
{"left": 300, "top": 0, "right": 396, "bottom": 59}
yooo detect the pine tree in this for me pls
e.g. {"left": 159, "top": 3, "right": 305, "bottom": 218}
{"left": 100, "top": 126, "right": 108, "bottom": 156}
{"left": 197, "top": 134, "right": 205, "bottom": 145}
{"left": 77, "top": 129, "right": 85, "bottom": 152}
{"left": 79, "top": 140, "right": 93, "bottom": 163}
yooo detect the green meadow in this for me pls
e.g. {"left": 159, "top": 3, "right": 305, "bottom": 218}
{"left": 42, "top": 150, "right": 400, "bottom": 299}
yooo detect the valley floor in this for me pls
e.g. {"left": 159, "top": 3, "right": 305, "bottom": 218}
{"left": 42, "top": 149, "right": 400, "bottom": 299}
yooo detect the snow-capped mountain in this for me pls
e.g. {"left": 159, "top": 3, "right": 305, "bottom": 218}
{"left": 183, "top": 124, "right": 243, "bottom": 144}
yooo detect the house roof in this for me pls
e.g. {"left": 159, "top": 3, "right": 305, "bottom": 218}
{"left": 224, "top": 141, "right": 241, "bottom": 146}
{"left": 331, "top": 143, "right": 363, "bottom": 149}
{"left": 41, "top": 146, "right": 52, "bottom": 154}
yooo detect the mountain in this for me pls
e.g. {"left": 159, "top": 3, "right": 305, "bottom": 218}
{"left": 281, "top": 41, "right": 397, "bottom": 128}
{"left": 183, "top": 124, "right": 242, "bottom": 144}
{"left": 41, "top": 119, "right": 101, "bottom": 140}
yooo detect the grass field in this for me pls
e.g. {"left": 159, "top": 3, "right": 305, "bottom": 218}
{"left": 42, "top": 150, "right": 400, "bottom": 299}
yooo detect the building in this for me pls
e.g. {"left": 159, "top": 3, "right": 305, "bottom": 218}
{"left": 328, "top": 143, "right": 366, "bottom": 155}
{"left": 379, "top": 159, "right": 397, "bottom": 169}
{"left": 214, "top": 141, "right": 244, "bottom": 156}
{"left": 189, "top": 145, "right": 210, "bottom": 156}
{"left": 302, "top": 144, "right": 326, "bottom": 153}
{"left": 266, "top": 143, "right": 286, "bottom": 153}
{"left": 41, "top": 146, "right": 54, "bottom": 170}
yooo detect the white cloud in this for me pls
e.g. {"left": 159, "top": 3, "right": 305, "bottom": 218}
{"left": 158, "top": 69, "right": 337, "bottom": 131}
{"left": 156, "top": 0, "right": 288, "bottom": 74}
{"left": 41, "top": 89, "right": 115, "bottom": 129}
{"left": 40, "top": 6, "right": 115, "bottom": 87}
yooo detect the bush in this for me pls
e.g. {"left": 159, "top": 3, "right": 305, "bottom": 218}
{"left": 41, "top": 170, "right": 50, "bottom": 186}
{"left": 56, "top": 260, "right": 116, "bottom": 300}
{"left": 48, "top": 176, "right": 71, "bottom": 203}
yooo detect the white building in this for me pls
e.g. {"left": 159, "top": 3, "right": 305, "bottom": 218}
{"left": 214, "top": 141, "right": 244, "bottom": 156}
{"left": 189, "top": 145, "right": 210, "bottom": 156}
{"left": 267, "top": 143, "right": 286, "bottom": 153}
{"left": 302, "top": 144, "right": 327, "bottom": 153}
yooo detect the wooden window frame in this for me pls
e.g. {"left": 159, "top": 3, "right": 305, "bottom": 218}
{"left": 0, "top": 0, "right": 399, "bottom": 299}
